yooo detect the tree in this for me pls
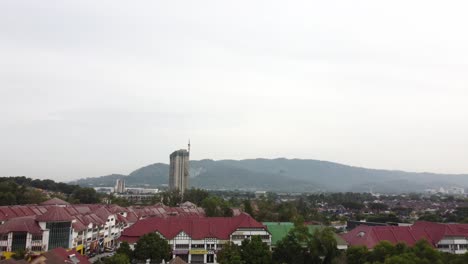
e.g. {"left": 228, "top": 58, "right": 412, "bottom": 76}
{"left": 346, "top": 246, "right": 369, "bottom": 264}
{"left": 18, "top": 188, "right": 47, "bottom": 204}
{"left": 243, "top": 200, "right": 254, "bottom": 216}
{"left": 183, "top": 188, "right": 210, "bottom": 205}
{"left": 161, "top": 190, "right": 182, "bottom": 206}
{"left": 241, "top": 236, "right": 272, "bottom": 264}
{"left": 218, "top": 242, "right": 243, "bottom": 264}
{"left": 273, "top": 232, "right": 309, "bottom": 264}
{"left": 110, "top": 195, "right": 130, "bottom": 207}
{"left": 368, "top": 241, "right": 395, "bottom": 263}
{"left": 116, "top": 241, "right": 133, "bottom": 259}
{"left": 201, "top": 196, "right": 232, "bottom": 217}
{"left": 133, "top": 233, "right": 171, "bottom": 262}
{"left": 418, "top": 213, "right": 443, "bottom": 223}
{"left": 309, "top": 228, "right": 338, "bottom": 264}
{"left": 104, "top": 253, "right": 130, "bottom": 264}
{"left": 71, "top": 187, "right": 101, "bottom": 204}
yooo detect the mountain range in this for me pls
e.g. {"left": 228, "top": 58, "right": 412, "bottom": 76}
{"left": 69, "top": 159, "right": 468, "bottom": 193}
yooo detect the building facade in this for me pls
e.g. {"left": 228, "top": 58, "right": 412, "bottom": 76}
{"left": 0, "top": 199, "right": 205, "bottom": 260}
{"left": 120, "top": 213, "right": 271, "bottom": 264}
{"left": 169, "top": 149, "right": 190, "bottom": 195}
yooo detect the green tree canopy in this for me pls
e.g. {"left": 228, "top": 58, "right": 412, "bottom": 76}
{"left": 217, "top": 242, "right": 243, "bottom": 264}
{"left": 71, "top": 187, "right": 101, "bottom": 204}
{"left": 201, "top": 196, "right": 232, "bottom": 217}
{"left": 133, "top": 233, "right": 171, "bottom": 262}
{"left": 104, "top": 253, "right": 130, "bottom": 264}
{"left": 116, "top": 241, "right": 133, "bottom": 259}
{"left": 241, "top": 236, "right": 272, "bottom": 264}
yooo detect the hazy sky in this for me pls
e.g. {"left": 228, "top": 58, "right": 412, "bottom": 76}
{"left": 1, "top": 1, "right": 468, "bottom": 181}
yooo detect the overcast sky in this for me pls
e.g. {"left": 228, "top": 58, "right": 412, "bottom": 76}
{"left": 1, "top": 1, "right": 468, "bottom": 181}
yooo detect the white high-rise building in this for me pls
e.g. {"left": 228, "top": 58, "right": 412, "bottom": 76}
{"left": 115, "top": 179, "right": 126, "bottom": 193}
{"left": 169, "top": 146, "right": 190, "bottom": 195}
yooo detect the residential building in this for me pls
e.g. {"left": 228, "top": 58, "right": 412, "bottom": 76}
{"left": 0, "top": 198, "right": 205, "bottom": 260}
{"left": 120, "top": 213, "right": 271, "bottom": 264}
{"left": 169, "top": 149, "right": 190, "bottom": 195}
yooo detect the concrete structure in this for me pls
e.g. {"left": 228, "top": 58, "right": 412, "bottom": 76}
{"left": 114, "top": 179, "right": 126, "bottom": 194}
{"left": 169, "top": 149, "right": 190, "bottom": 195}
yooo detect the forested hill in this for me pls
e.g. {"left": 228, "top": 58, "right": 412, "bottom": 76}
{"left": 69, "top": 159, "right": 468, "bottom": 193}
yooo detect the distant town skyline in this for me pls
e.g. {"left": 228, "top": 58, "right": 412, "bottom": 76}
{"left": 1, "top": 1, "right": 468, "bottom": 180}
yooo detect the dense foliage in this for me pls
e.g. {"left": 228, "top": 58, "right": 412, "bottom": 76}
{"left": 218, "top": 236, "right": 272, "bottom": 264}
{"left": 0, "top": 176, "right": 101, "bottom": 205}
{"left": 133, "top": 233, "right": 171, "bottom": 262}
{"left": 104, "top": 253, "right": 130, "bottom": 264}
{"left": 155, "top": 189, "right": 233, "bottom": 217}
{"left": 273, "top": 220, "right": 339, "bottom": 264}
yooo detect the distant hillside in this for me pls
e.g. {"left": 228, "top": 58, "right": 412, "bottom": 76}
{"left": 70, "top": 158, "right": 468, "bottom": 193}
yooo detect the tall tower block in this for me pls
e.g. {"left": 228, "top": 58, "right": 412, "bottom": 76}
{"left": 169, "top": 148, "right": 190, "bottom": 194}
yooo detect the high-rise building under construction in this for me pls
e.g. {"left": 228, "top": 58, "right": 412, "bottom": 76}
{"left": 169, "top": 143, "right": 190, "bottom": 194}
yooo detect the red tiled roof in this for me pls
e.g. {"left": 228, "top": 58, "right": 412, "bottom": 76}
{"left": 169, "top": 256, "right": 188, "bottom": 264}
{"left": 0, "top": 217, "right": 42, "bottom": 235}
{"left": 117, "top": 214, "right": 129, "bottom": 224}
{"left": 342, "top": 221, "right": 468, "bottom": 249}
{"left": 121, "top": 213, "right": 266, "bottom": 243}
{"left": 72, "top": 219, "right": 87, "bottom": 232}
{"left": 125, "top": 211, "right": 139, "bottom": 223}
{"left": 94, "top": 207, "right": 112, "bottom": 222}
{"left": 42, "top": 247, "right": 91, "bottom": 264}
{"left": 40, "top": 198, "right": 70, "bottom": 206}
{"left": 36, "top": 206, "right": 74, "bottom": 222}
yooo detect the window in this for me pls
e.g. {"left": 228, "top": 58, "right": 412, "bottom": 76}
{"left": 32, "top": 234, "right": 43, "bottom": 241}
{"left": 47, "top": 222, "right": 71, "bottom": 250}
{"left": 0, "top": 234, "right": 8, "bottom": 241}
{"left": 207, "top": 244, "right": 215, "bottom": 249}
{"left": 459, "top": 244, "right": 468, "bottom": 249}
{"left": 260, "top": 235, "right": 270, "bottom": 240}
{"left": 217, "top": 244, "right": 223, "bottom": 250}
{"left": 191, "top": 244, "right": 205, "bottom": 249}
{"left": 176, "top": 244, "right": 189, "bottom": 249}
{"left": 0, "top": 246, "right": 7, "bottom": 252}
{"left": 232, "top": 235, "right": 244, "bottom": 240}
{"left": 437, "top": 244, "right": 449, "bottom": 249}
